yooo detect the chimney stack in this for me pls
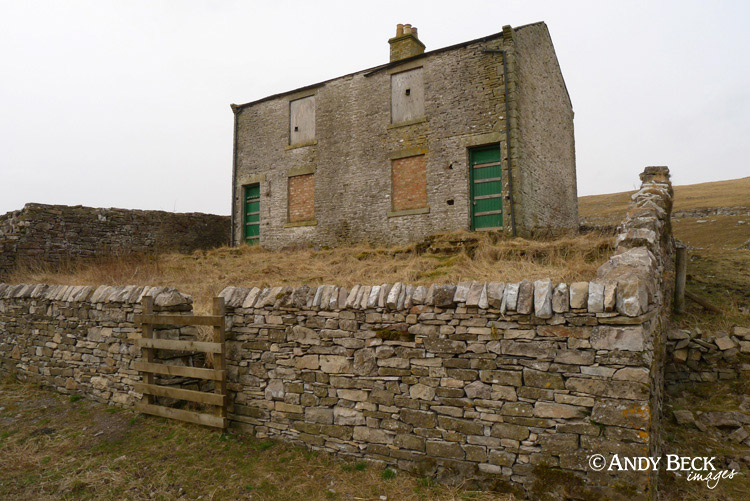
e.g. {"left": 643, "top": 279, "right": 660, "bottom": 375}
{"left": 388, "top": 23, "right": 425, "bottom": 62}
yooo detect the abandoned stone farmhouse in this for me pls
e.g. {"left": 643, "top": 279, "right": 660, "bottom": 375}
{"left": 231, "top": 22, "right": 577, "bottom": 249}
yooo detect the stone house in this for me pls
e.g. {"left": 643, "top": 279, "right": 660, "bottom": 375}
{"left": 230, "top": 22, "right": 577, "bottom": 249}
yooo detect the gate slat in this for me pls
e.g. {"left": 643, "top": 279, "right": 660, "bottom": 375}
{"left": 134, "top": 382, "right": 226, "bottom": 406}
{"left": 134, "top": 361, "right": 224, "bottom": 381}
{"left": 133, "top": 314, "right": 223, "bottom": 326}
{"left": 135, "top": 402, "right": 227, "bottom": 429}
{"left": 137, "top": 338, "right": 223, "bottom": 354}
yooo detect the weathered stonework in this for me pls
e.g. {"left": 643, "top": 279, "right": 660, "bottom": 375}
{"left": 0, "top": 203, "right": 230, "bottom": 275}
{"left": 0, "top": 285, "right": 196, "bottom": 406}
{"left": 665, "top": 326, "right": 750, "bottom": 386}
{"left": 0, "top": 168, "right": 675, "bottom": 497}
{"left": 231, "top": 22, "right": 577, "bottom": 249}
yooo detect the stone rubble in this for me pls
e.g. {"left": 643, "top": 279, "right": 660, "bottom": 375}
{"left": 671, "top": 409, "right": 750, "bottom": 449}
{"left": 665, "top": 326, "right": 750, "bottom": 385}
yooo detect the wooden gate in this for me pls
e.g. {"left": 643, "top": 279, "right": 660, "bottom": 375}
{"left": 133, "top": 296, "right": 227, "bottom": 429}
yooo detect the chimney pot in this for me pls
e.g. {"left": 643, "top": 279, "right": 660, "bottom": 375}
{"left": 388, "top": 22, "right": 425, "bottom": 62}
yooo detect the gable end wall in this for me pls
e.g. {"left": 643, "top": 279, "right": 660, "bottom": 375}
{"left": 513, "top": 23, "right": 578, "bottom": 236}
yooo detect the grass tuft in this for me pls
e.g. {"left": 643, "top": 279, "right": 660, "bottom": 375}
{"left": 381, "top": 468, "right": 397, "bottom": 480}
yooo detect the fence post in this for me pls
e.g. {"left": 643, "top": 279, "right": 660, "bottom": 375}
{"left": 674, "top": 245, "right": 687, "bottom": 314}
{"left": 212, "top": 296, "right": 227, "bottom": 422}
{"left": 141, "top": 296, "right": 155, "bottom": 404}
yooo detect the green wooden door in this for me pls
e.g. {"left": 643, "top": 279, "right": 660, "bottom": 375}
{"left": 244, "top": 184, "right": 260, "bottom": 245}
{"left": 469, "top": 145, "right": 503, "bottom": 230}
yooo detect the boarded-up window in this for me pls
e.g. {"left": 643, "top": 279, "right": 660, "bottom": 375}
{"left": 391, "top": 155, "right": 426, "bottom": 211}
{"left": 288, "top": 173, "right": 315, "bottom": 222}
{"left": 391, "top": 68, "right": 424, "bottom": 124}
{"left": 290, "top": 96, "right": 315, "bottom": 145}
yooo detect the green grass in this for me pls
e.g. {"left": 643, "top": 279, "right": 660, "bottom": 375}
{"left": 382, "top": 468, "right": 397, "bottom": 480}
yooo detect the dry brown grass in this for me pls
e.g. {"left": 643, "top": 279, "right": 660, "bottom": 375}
{"left": 0, "top": 380, "right": 516, "bottom": 500}
{"left": 673, "top": 216, "right": 749, "bottom": 250}
{"left": 579, "top": 176, "right": 750, "bottom": 224}
{"left": 6, "top": 232, "right": 613, "bottom": 313}
{"left": 672, "top": 247, "right": 750, "bottom": 334}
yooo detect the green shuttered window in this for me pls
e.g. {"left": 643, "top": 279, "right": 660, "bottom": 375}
{"left": 469, "top": 145, "right": 503, "bottom": 230}
{"left": 244, "top": 184, "right": 260, "bottom": 245}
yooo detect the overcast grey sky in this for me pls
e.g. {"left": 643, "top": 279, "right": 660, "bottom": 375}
{"left": 1, "top": 0, "right": 748, "bottom": 216}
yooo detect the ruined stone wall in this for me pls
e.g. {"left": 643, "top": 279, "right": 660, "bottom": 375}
{"left": 0, "top": 203, "right": 230, "bottom": 275}
{"left": 665, "top": 326, "right": 750, "bottom": 386}
{"left": 0, "top": 284, "right": 194, "bottom": 406}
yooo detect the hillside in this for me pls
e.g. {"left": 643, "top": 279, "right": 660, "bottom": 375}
{"left": 580, "top": 176, "right": 750, "bottom": 250}
{"left": 580, "top": 176, "right": 750, "bottom": 221}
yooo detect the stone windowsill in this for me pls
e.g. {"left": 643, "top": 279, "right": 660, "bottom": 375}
{"left": 389, "top": 147, "right": 427, "bottom": 160}
{"left": 287, "top": 165, "right": 316, "bottom": 178}
{"left": 285, "top": 140, "right": 318, "bottom": 151}
{"left": 387, "top": 207, "right": 430, "bottom": 218}
{"left": 388, "top": 117, "right": 427, "bottom": 129}
{"left": 284, "top": 219, "right": 318, "bottom": 228}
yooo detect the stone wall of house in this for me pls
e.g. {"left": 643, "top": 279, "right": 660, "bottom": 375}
{"left": 0, "top": 203, "right": 230, "bottom": 275}
{"left": 511, "top": 22, "right": 578, "bottom": 236}
{"left": 0, "top": 284, "right": 196, "bottom": 405}
{"left": 232, "top": 22, "right": 577, "bottom": 250}
{"left": 0, "top": 167, "right": 673, "bottom": 497}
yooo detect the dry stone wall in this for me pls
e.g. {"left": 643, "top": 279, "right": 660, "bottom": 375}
{"left": 0, "top": 168, "right": 674, "bottom": 498}
{"left": 0, "top": 284, "right": 195, "bottom": 406}
{"left": 0, "top": 203, "right": 230, "bottom": 275}
{"left": 665, "top": 326, "right": 750, "bottom": 386}
{"left": 218, "top": 167, "right": 674, "bottom": 496}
